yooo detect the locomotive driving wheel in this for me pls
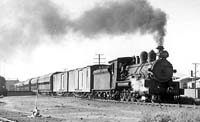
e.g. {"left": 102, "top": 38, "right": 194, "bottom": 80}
{"left": 151, "top": 95, "right": 161, "bottom": 103}
{"left": 120, "top": 93, "right": 125, "bottom": 101}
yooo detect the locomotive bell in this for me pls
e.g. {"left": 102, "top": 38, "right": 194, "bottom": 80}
{"left": 140, "top": 51, "right": 148, "bottom": 63}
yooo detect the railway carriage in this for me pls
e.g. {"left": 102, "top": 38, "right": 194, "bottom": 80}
{"left": 67, "top": 65, "right": 109, "bottom": 96}
{"left": 53, "top": 72, "right": 68, "bottom": 94}
{"left": 14, "top": 82, "right": 23, "bottom": 91}
{"left": 37, "top": 72, "right": 61, "bottom": 94}
{"left": 68, "top": 69, "right": 79, "bottom": 92}
{"left": 22, "top": 79, "right": 31, "bottom": 91}
{"left": 30, "top": 77, "right": 39, "bottom": 92}
{"left": 78, "top": 66, "right": 94, "bottom": 92}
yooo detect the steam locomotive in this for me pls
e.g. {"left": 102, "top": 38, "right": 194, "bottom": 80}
{"left": 93, "top": 46, "right": 184, "bottom": 102}
{"left": 15, "top": 46, "right": 183, "bottom": 103}
{"left": 0, "top": 76, "right": 7, "bottom": 96}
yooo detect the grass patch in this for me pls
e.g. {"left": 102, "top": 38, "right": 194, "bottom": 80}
{"left": 140, "top": 109, "right": 200, "bottom": 122}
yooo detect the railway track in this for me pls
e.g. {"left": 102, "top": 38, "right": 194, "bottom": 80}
{"left": 8, "top": 92, "right": 199, "bottom": 109}
{"left": 0, "top": 117, "right": 17, "bottom": 122}
{"left": 84, "top": 98, "right": 200, "bottom": 109}
{"left": 52, "top": 93, "right": 200, "bottom": 109}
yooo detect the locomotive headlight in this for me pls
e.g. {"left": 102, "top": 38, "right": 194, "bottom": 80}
{"left": 159, "top": 50, "right": 169, "bottom": 59}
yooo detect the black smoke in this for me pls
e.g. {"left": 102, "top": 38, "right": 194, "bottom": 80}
{"left": 0, "top": 0, "right": 167, "bottom": 60}
{"left": 73, "top": 0, "right": 167, "bottom": 46}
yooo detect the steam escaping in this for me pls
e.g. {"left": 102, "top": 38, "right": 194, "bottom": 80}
{"left": 0, "top": 0, "right": 167, "bottom": 60}
{"left": 73, "top": 0, "right": 167, "bottom": 46}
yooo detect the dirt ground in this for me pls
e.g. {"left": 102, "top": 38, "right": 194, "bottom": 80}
{"left": 0, "top": 95, "right": 145, "bottom": 122}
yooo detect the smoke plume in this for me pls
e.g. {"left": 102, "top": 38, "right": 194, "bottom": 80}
{"left": 73, "top": 0, "right": 167, "bottom": 46}
{"left": 0, "top": 0, "right": 167, "bottom": 60}
{"left": 0, "top": 0, "right": 68, "bottom": 59}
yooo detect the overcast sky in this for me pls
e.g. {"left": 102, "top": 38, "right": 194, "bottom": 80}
{"left": 0, "top": 0, "right": 200, "bottom": 80}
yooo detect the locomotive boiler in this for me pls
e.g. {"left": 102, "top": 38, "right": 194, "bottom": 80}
{"left": 113, "top": 46, "right": 183, "bottom": 102}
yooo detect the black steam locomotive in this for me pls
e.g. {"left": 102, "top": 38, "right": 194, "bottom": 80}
{"left": 93, "top": 46, "right": 184, "bottom": 102}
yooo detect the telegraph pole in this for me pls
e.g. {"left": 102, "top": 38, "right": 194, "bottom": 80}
{"left": 192, "top": 63, "right": 200, "bottom": 98}
{"left": 94, "top": 54, "right": 106, "bottom": 65}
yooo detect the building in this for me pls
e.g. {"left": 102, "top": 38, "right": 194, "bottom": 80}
{"left": 174, "top": 76, "right": 200, "bottom": 89}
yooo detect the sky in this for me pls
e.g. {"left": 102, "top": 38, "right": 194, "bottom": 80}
{"left": 0, "top": 0, "right": 200, "bottom": 80}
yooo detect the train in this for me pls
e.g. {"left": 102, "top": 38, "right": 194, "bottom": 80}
{"left": 15, "top": 46, "right": 184, "bottom": 103}
{"left": 0, "top": 75, "right": 7, "bottom": 96}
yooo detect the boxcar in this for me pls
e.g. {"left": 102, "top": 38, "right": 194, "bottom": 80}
{"left": 68, "top": 65, "right": 109, "bottom": 94}
{"left": 68, "top": 69, "right": 79, "bottom": 92}
{"left": 77, "top": 67, "right": 91, "bottom": 92}
{"left": 53, "top": 72, "right": 68, "bottom": 93}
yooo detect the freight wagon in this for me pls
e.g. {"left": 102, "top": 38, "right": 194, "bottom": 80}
{"left": 15, "top": 65, "right": 109, "bottom": 96}
{"left": 53, "top": 65, "right": 109, "bottom": 96}
{"left": 53, "top": 72, "right": 67, "bottom": 94}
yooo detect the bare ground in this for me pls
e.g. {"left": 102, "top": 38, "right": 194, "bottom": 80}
{"left": 0, "top": 95, "right": 148, "bottom": 122}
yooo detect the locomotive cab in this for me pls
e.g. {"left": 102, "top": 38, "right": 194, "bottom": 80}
{"left": 108, "top": 57, "right": 133, "bottom": 90}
